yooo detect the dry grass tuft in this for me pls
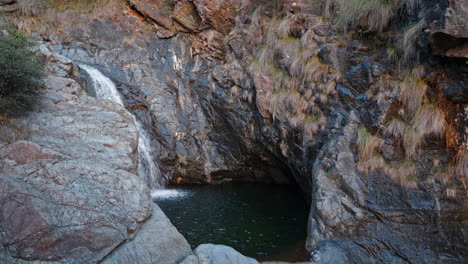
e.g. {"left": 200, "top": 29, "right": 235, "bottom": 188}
{"left": 384, "top": 117, "right": 407, "bottom": 139}
{"left": 401, "top": 19, "right": 425, "bottom": 63}
{"left": 327, "top": 0, "right": 421, "bottom": 32}
{"left": 453, "top": 150, "right": 468, "bottom": 177}
{"left": 303, "top": 56, "right": 329, "bottom": 84}
{"left": 7, "top": 0, "right": 125, "bottom": 36}
{"left": 383, "top": 160, "right": 417, "bottom": 187}
{"left": 357, "top": 126, "right": 383, "bottom": 161}
{"left": 412, "top": 103, "right": 447, "bottom": 137}
{"left": 400, "top": 76, "right": 427, "bottom": 118}
{"left": 357, "top": 153, "right": 385, "bottom": 172}
{"left": 434, "top": 171, "right": 452, "bottom": 185}
{"left": 451, "top": 150, "right": 467, "bottom": 191}
{"left": 334, "top": 0, "right": 397, "bottom": 33}
{"left": 304, "top": 114, "right": 326, "bottom": 136}
{"left": 403, "top": 126, "right": 423, "bottom": 158}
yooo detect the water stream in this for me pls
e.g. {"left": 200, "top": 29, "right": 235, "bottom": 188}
{"left": 80, "top": 64, "right": 166, "bottom": 189}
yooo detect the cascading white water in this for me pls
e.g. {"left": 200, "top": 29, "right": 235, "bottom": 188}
{"left": 80, "top": 64, "right": 166, "bottom": 190}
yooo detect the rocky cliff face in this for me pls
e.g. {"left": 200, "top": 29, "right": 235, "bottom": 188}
{"left": 1, "top": 0, "right": 467, "bottom": 263}
{"left": 0, "top": 44, "right": 191, "bottom": 263}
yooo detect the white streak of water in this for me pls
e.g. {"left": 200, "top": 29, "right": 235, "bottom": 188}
{"left": 80, "top": 64, "right": 165, "bottom": 189}
{"left": 151, "top": 189, "right": 190, "bottom": 200}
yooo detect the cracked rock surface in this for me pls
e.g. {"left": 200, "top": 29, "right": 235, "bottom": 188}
{"left": 0, "top": 45, "right": 190, "bottom": 264}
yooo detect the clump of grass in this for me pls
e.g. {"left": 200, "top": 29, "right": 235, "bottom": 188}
{"left": 327, "top": 0, "right": 421, "bottom": 33}
{"left": 450, "top": 150, "right": 467, "bottom": 191}
{"left": 383, "top": 160, "right": 418, "bottom": 187}
{"left": 400, "top": 19, "right": 425, "bottom": 64}
{"left": 453, "top": 151, "right": 468, "bottom": 179}
{"left": 304, "top": 115, "right": 326, "bottom": 136}
{"left": 412, "top": 103, "right": 447, "bottom": 137}
{"left": 6, "top": 0, "right": 125, "bottom": 36}
{"left": 403, "top": 126, "right": 423, "bottom": 158}
{"left": 384, "top": 117, "right": 407, "bottom": 139}
{"left": 248, "top": 14, "right": 339, "bottom": 139}
{"left": 44, "top": 0, "right": 111, "bottom": 12}
{"left": 434, "top": 171, "right": 451, "bottom": 185}
{"left": 333, "top": 0, "right": 396, "bottom": 33}
{"left": 357, "top": 126, "right": 383, "bottom": 161}
{"left": 357, "top": 151, "right": 385, "bottom": 172}
{"left": 302, "top": 56, "right": 329, "bottom": 84}
{"left": 400, "top": 75, "right": 427, "bottom": 118}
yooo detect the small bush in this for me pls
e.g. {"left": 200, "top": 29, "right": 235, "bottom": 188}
{"left": 0, "top": 25, "right": 43, "bottom": 117}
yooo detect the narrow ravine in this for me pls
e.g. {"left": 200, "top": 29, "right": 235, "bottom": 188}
{"left": 80, "top": 64, "right": 310, "bottom": 262}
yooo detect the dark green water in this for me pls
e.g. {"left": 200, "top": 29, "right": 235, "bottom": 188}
{"left": 152, "top": 184, "right": 310, "bottom": 261}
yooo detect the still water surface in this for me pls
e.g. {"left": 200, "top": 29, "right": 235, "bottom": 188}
{"left": 153, "top": 184, "right": 309, "bottom": 261}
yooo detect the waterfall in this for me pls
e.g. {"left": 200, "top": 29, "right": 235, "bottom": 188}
{"left": 79, "top": 64, "right": 165, "bottom": 190}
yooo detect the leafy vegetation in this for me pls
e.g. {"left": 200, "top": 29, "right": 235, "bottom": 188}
{"left": 0, "top": 24, "right": 43, "bottom": 117}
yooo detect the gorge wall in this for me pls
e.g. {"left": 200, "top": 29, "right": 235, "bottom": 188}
{"left": 0, "top": 0, "right": 467, "bottom": 263}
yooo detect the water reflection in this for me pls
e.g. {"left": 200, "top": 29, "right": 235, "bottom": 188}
{"left": 153, "top": 184, "right": 309, "bottom": 261}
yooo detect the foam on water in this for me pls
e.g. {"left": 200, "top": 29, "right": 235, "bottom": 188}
{"left": 151, "top": 189, "right": 190, "bottom": 200}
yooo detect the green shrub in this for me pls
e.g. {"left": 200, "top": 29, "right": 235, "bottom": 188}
{"left": 0, "top": 24, "right": 43, "bottom": 117}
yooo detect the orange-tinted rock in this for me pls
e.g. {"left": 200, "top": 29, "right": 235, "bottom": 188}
{"left": 194, "top": 0, "right": 242, "bottom": 35}
{"left": 128, "top": 0, "right": 174, "bottom": 30}
{"left": 173, "top": 1, "right": 202, "bottom": 32}
{"left": 2, "top": 141, "right": 55, "bottom": 165}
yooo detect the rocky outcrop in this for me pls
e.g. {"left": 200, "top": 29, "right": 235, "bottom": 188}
{"left": 194, "top": 0, "right": 242, "bottom": 35}
{"left": 0, "top": 45, "right": 191, "bottom": 263}
{"left": 180, "top": 244, "right": 259, "bottom": 264}
{"left": 101, "top": 204, "right": 192, "bottom": 264}
{"left": 429, "top": 0, "right": 468, "bottom": 58}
